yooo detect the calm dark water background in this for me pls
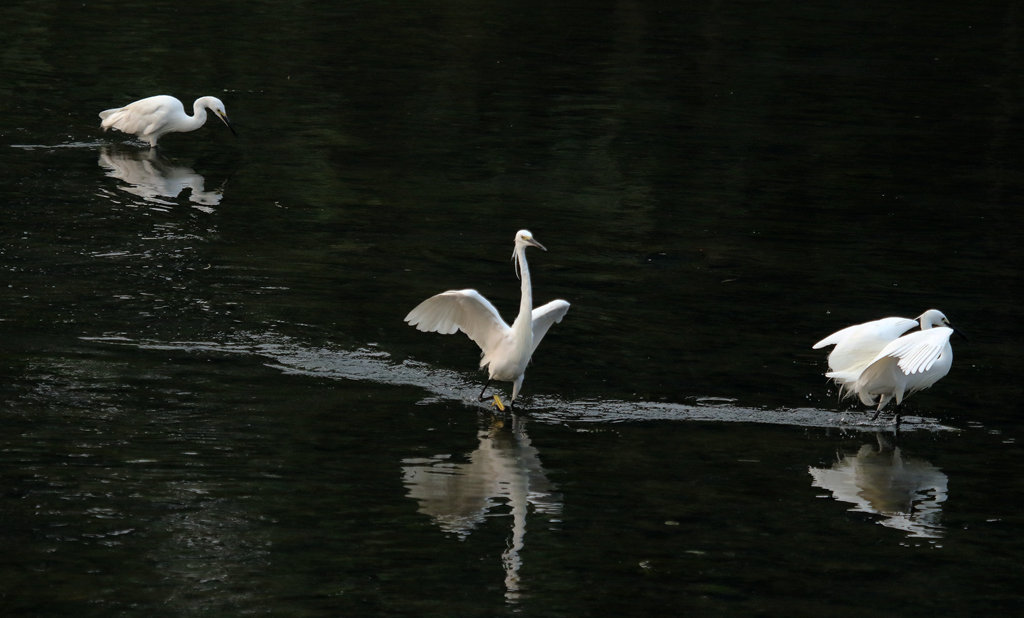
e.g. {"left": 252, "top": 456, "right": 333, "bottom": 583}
{"left": 2, "top": 1, "right": 1023, "bottom": 615}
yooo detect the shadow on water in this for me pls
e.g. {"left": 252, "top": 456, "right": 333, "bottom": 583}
{"left": 82, "top": 333, "right": 959, "bottom": 433}
{"left": 809, "top": 433, "right": 948, "bottom": 539}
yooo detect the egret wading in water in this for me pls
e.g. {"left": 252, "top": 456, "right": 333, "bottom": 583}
{"left": 99, "top": 95, "right": 236, "bottom": 147}
{"left": 813, "top": 309, "right": 963, "bottom": 424}
{"left": 405, "top": 230, "right": 570, "bottom": 409}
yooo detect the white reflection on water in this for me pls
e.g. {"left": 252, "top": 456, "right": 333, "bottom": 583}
{"left": 809, "top": 433, "right": 948, "bottom": 538}
{"left": 98, "top": 146, "right": 223, "bottom": 209}
{"left": 401, "top": 416, "right": 560, "bottom": 602}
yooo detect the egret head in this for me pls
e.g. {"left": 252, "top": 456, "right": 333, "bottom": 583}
{"left": 511, "top": 230, "right": 546, "bottom": 279}
{"left": 919, "top": 308, "right": 967, "bottom": 339}
{"left": 513, "top": 230, "right": 546, "bottom": 252}
{"left": 917, "top": 309, "right": 949, "bottom": 329}
{"left": 199, "top": 96, "right": 237, "bottom": 135}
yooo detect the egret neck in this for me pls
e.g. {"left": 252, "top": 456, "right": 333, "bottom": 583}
{"left": 510, "top": 236, "right": 542, "bottom": 362}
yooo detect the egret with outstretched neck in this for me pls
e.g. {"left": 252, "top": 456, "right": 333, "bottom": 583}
{"left": 813, "top": 309, "right": 962, "bottom": 424}
{"left": 99, "top": 95, "right": 236, "bottom": 147}
{"left": 405, "top": 230, "right": 570, "bottom": 408}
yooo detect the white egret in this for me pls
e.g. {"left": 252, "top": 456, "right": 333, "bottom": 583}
{"left": 99, "top": 95, "right": 236, "bottom": 147}
{"left": 813, "top": 309, "right": 962, "bottom": 423}
{"left": 405, "top": 230, "right": 570, "bottom": 408}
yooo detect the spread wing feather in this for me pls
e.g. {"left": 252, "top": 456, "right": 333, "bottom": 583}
{"left": 531, "top": 300, "right": 570, "bottom": 354}
{"left": 812, "top": 317, "right": 918, "bottom": 373}
{"left": 404, "top": 289, "right": 510, "bottom": 357}
{"left": 877, "top": 327, "right": 953, "bottom": 375}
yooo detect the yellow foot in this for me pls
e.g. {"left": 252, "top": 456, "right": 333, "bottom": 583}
{"left": 490, "top": 394, "right": 506, "bottom": 411}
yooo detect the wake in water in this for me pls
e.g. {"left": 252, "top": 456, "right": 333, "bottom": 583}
{"left": 81, "top": 332, "right": 958, "bottom": 432}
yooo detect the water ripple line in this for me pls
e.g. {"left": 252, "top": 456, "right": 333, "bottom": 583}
{"left": 80, "top": 333, "right": 959, "bottom": 432}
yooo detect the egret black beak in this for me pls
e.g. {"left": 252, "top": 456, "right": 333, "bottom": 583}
{"left": 217, "top": 111, "right": 238, "bottom": 136}
{"left": 951, "top": 325, "right": 968, "bottom": 341}
{"left": 528, "top": 238, "right": 547, "bottom": 251}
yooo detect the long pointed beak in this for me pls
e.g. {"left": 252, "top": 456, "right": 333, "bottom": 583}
{"left": 528, "top": 238, "right": 547, "bottom": 251}
{"left": 217, "top": 111, "right": 238, "bottom": 136}
{"left": 950, "top": 325, "right": 968, "bottom": 341}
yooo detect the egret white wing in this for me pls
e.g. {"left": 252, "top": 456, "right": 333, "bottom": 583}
{"left": 812, "top": 322, "right": 867, "bottom": 349}
{"left": 813, "top": 317, "right": 918, "bottom": 372}
{"left": 404, "top": 289, "right": 510, "bottom": 356}
{"left": 530, "top": 300, "right": 570, "bottom": 354}
{"left": 876, "top": 327, "right": 953, "bottom": 375}
{"left": 100, "top": 96, "right": 178, "bottom": 136}
{"left": 812, "top": 317, "right": 917, "bottom": 348}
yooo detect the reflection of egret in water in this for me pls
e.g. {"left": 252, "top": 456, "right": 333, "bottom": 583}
{"left": 809, "top": 433, "right": 948, "bottom": 538}
{"left": 98, "top": 146, "right": 224, "bottom": 209}
{"left": 401, "top": 415, "right": 561, "bottom": 602}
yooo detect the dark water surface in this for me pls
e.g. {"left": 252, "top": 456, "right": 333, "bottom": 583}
{"left": 3, "top": 1, "right": 1024, "bottom": 615}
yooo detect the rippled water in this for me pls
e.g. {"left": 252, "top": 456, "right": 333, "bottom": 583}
{"left": 3, "top": 1, "right": 1024, "bottom": 615}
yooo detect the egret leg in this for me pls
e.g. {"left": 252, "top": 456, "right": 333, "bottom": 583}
{"left": 478, "top": 380, "right": 492, "bottom": 401}
{"left": 508, "top": 375, "right": 525, "bottom": 411}
{"left": 870, "top": 395, "right": 890, "bottom": 421}
{"left": 511, "top": 376, "right": 524, "bottom": 401}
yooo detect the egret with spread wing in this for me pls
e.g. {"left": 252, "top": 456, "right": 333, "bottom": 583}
{"left": 405, "top": 230, "right": 570, "bottom": 407}
{"left": 813, "top": 309, "right": 962, "bottom": 423}
{"left": 100, "top": 95, "right": 236, "bottom": 147}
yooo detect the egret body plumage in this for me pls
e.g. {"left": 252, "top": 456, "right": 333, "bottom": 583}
{"left": 99, "top": 95, "right": 236, "bottom": 147}
{"left": 405, "top": 230, "right": 570, "bottom": 407}
{"left": 813, "top": 309, "right": 960, "bottom": 423}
